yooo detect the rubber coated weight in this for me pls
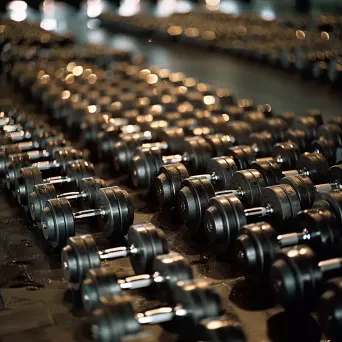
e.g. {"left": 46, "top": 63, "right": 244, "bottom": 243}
{"left": 183, "top": 137, "right": 212, "bottom": 174}
{"left": 294, "top": 116, "right": 319, "bottom": 141}
{"left": 204, "top": 195, "right": 246, "bottom": 249}
{"left": 296, "top": 153, "right": 329, "bottom": 184}
{"left": 41, "top": 198, "right": 75, "bottom": 249}
{"left": 231, "top": 169, "right": 266, "bottom": 207}
{"left": 205, "top": 134, "right": 234, "bottom": 157}
{"left": 128, "top": 223, "right": 169, "bottom": 274}
{"left": 112, "top": 137, "right": 138, "bottom": 173}
{"left": 96, "top": 187, "right": 134, "bottom": 238}
{"left": 327, "top": 164, "right": 342, "bottom": 186}
{"left": 155, "top": 163, "right": 189, "bottom": 208}
{"left": 226, "top": 146, "right": 256, "bottom": 170}
{"left": 224, "top": 121, "right": 252, "bottom": 145}
{"left": 252, "top": 160, "right": 283, "bottom": 186}
{"left": 318, "top": 123, "right": 342, "bottom": 146}
{"left": 249, "top": 132, "right": 274, "bottom": 157}
{"left": 158, "top": 127, "right": 185, "bottom": 153}
{"left": 6, "top": 154, "right": 32, "bottom": 191}
{"left": 79, "top": 177, "right": 106, "bottom": 208}
{"left": 281, "top": 175, "right": 316, "bottom": 209}
{"left": 64, "top": 160, "right": 95, "bottom": 189}
{"left": 313, "top": 191, "right": 342, "bottom": 225}
{"left": 272, "top": 142, "right": 300, "bottom": 170}
{"left": 54, "top": 148, "right": 83, "bottom": 172}
{"left": 265, "top": 117, "right": 288, "bottom": 142}
{"left": 235, "top": 222, "right": 280, "bottom": 283}
{"left": 285, "top": 129, "right": 308, "bottom": 152}
{"left": 311, "top": 138, "right": 337, "bottom": 166}
{"left": 61, "top": 234, "right": 100, "bottom": 287}
{"left": 207, "top": 156, "right": 238, "bottom": 190}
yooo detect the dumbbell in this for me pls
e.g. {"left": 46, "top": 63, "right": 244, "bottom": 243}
{"left": 317, "top": 277, "right": 342, "bottom": 342}
{"left": 236, "top": 207, "right": 340, "bottom": 283}
{"left": 61, "top": 223, "right": 168, "bottom": 289}
{"left": 311, "top": 137, "right": 340, "bottom": 166}
{"left": 270, "top": 245, "right": 342, "bottom": 311}
{"left": 0, "top": 138, "right": 70, "bottom": 177}
{"left": 112, "top": 128, "right": 186, "bottom": 173}
{"left": 293, "top": 115, "right": 320, "bottom": 141}
{"left": 41, "top": 186, "right": 134, "bottom": 248}
{"left": 82, "top": 252, "right": 193, "bottom": 312}
{"left": 317, "top": 122, "right": 342, "bottom": 146}
{"left": 28, "top": 177, "right": 105, "bottom": 223}
{"left": 15, "top": 159, "right": 94, "bottom": 208}
{"left": 130, "top": 135, "right": 230, "bottom": 192}
{"left": 279, "top": 164, "right": 342, "bottom": 209}
{"left": 90, "top": 280, "right": 223, "bottom": 342}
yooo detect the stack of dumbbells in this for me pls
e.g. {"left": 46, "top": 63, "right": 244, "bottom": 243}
{"left": 2, "top": 17, "right": 342, "bottom": 342}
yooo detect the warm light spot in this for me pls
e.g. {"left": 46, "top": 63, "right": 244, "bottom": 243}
{"left": 296, "top": 30, "right": 306, "bottom": 40}
{"left": 183, "top": 77, "right": 197, "bottom": 87}
{"left": 146, "top": 74, "right": 158, "bottom": 84}
{"left": 82, "top": 69, "right": 93, "bottom": 79}
{"left": 206, "top": 320, "right": 228, "bottom": 330}
{"left": 87, "top": 105, "right": 97, "bottom": 114}
{"left": 321, "top": 31, "right": 330, "bottom": 40}
{"left": 169, "top": 72, "right": 184, "bottom": 83}
{"left": 8, "top": 0, "right": 27, "bottom": 11}
{"left": 40, "top": 74, "right": 50, "bottom": 84}
{"left": 197, "top": 83, "right": 210, "bottom": 92}
{"left": 40, "top": 19, "right": 56, "bottom": 31}
{"left": 0, "top": 25, "right": 6, "bottom": 34}
{"left": 65, "top": 74, "right": 75, "bottom": 84}
{"left": 61, "top": 90, "right": 71, "bottom": 100}
{"left": 287, "top": 249, "right": 299, "bottom": 258}
{"left": 203, "top": 95, "right": 216, "bottom": 105}
{"left": 88, "top": 74, "right": 97, "bottom": 84}
{"left": 202, "top": 30, "right": 216, "bottom": 40}
{"left": 184, "top": 27, "right": 199, "bottom": 37}
{"left": 139, "top": 69, "right": 151, "bottom": 79}
{"left": 167, "top": 25, "right": 183, "bottom": 36}
{"left": 72, "top": 66, "right": 84, "bottom": 76}
{"left": 162, "top": 95, "right": 172, "bottom": 103}
{"left": 67, "top": 62, "right": 76, "bottom": 72}
{"left": 158, "top": 69, "right": 170, "bottom": 78}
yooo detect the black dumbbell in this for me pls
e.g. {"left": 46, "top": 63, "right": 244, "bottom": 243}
{"left": 317, "top": 277, "right": 342, "bottom": 342}
{"left": 41, "top": 186, "right": 134, "bottom": 248}
{"left": 28, "top": 177, "right": 106, "bottom": 222}
{"left": 293, "top": 115, "right": 320, "bottom": 141}
{"left": 112, "top": 127, "right": 186, "bottom": 173}
{"left": 130, "top": 135, "right": 230, "bottom": 192}
{"left": 235, "top": 207, "right": 339, "bottom": 283}
{"left": 270, "top": 245, "right": 342, "bottom": 311}
{"left": 61, "top": 223, "right": 167, "bottom": 289}
{"left": 280, "top": 164, "right": 342, "bottom": 209}
{"left": 311, "top": 137, "right": 340, "bottom": 166}
{"left": 317, "top": 122, "right": 342, "bottom": 146}
{"left": 15, "top": 159, "right": 95, "bottom": 208}
{"left": 0, "top": 138, "right": 70, "bottom": 177}
{"left": 82, "top": 252, "right": 193, "bottom": 312}
{"left": 203, "top": 183, "right": 305, "bottom": 250}
{"left": 90, "top": 280, "right": 223, "bottom": 342}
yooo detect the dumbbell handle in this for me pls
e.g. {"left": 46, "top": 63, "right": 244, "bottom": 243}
{"left": 319, "top": 258, "right": 342, "bottom": 278}
{"left": 57, "top": 191, "right": 87, "bottom": 201}
{"left": 2, "top": 141, "right": 37, "bottom": 152}
{"left": 9, "top": 149, "right": 50, "bottom": 160}
{"left": 44, "top": 175, "right": 72, "bottom": 185}
{"left": 6, "top": 130, "right": 32, "bottom": 142}
{"left": 244, "top": 204, "right": 274, "bottom": 218}
{"left": 73, "top": 208, "right": 105, "bottom": 221}
{"left": 315, "top": 182, "right": 342, "bottom": 193}
{"left": 282, "top": 169, "right": 310, "bottom": 177}
{"left": 277, "top": 231, "right": 311, "bottom": 247}
{"left": 1, "top": 124, "right": 20, "bottom": 133}
{"left": 162, "top": 153, "right": 190, "bottom": 165}
{"left": 141, "top": 141, "right": 168, "bottom": 151}
{"left": 98, "top": 244, "right": 138, "bottom": 260}
{"left": 34, "top": 160, "right": 61, "bottom": 171}
{"left": 118, "top": 272, "right": 164, "bottom": 290}
{"left": 136, "top": 305, "right": 187, "bottom": 325}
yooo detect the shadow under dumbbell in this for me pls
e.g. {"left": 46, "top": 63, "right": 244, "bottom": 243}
{"left": 229, "top": 278, "right": 275, "bottom": 311}
{"left": 267, "top": 311, "right": 322, "bottom": 342}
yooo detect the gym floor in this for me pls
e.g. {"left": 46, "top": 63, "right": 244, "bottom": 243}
{"left": 0, "top": 2, "right": 340, "bottom": 341}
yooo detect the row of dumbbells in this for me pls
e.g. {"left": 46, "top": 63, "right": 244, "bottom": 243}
{"left": 62, "top": 223, "right": 246, "bottom": 342}
{"left": 0, "top": 105, "right": 136, "bottom": 249}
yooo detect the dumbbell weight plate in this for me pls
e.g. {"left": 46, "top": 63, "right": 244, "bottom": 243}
{"left": 272, "top": 142, "right": 300, "bottom": 170}
{"left": 280, "top": 175, "right": 316, "bottom": 209}
{"left": 311, "top": 138, "right": 336, "bottom": 166}
{"left": 82, "top": 267, "right": 122, "bottom": 312}
{"left": 155, "top": 163, "right": 190, "bottom": 208}
{"left": 235, "top": 222, "right": 280, "bottom": 282}
{"left": 252, "top": 160, "right": 283, "bottom": 187}
{"left": 225, "top": 121, "right": 252, "bottom": 146}
{"left": 113, "top": 139, "right": 139, "bottom": 173}
{"left": 16, "top": 167, "right": 44, "bottom": 207}
{"left": 327, "top": 164, "right": 342, "bottom": 188}
{"left": 55, "top": 149, "right": 84, "bottom": 174}
{"left": 28, "top": 183, "right": 58, "bottom": 223}
{"left": 231, "top": 169, "right": 266, "bottom": 207}
{"left": 158, "top": 128, "right": 185, "bottom": 154}
{"left": 41, "top": 198, "right": 75, "bottom": 249}
{"left": 249, "top": 132, "right": 274, "bottom": 157}
{"left": 96, "top": 187, "right": 134, "bottom": 238}
{"left": 0, "top": 145, "right": 21, "bottom": 175}
{"left": 207, "top": 156, "right": 238, "bottom": 191}
{"left": 313, "top": 191, "right": 342, "bottom": 225}
{"left": 6, "top": 154, "right": 33, "bottom": 192}
{"left": 128, "top": 223, "right": 169, "bottom": 274}
{"left": 227, "top": 146, "right": 255, "bottom": 170}
{"left": 184, "top": 138, "right": 212, "bottom": 175}
{"left": 79, "top": 177, "right": 106, "bottom": 209}
{"left": 296, "top": 153, "right": 329, "bottom": 184}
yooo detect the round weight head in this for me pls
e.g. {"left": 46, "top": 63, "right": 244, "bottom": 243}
{"left": 311, "top": 138, "right": 337, "bottom": 166}
{"left": 224, "top": 121, "right": 252, "bottom": 145}
{"left": 183, "top": 138, "right": 212, "bottom": 174}
{"left": 261, "top": 184, "right": 301, "bottom": 221}
{"left": 79, "top": 177, "right": 105, "bottom": 209}
{"left": 91, "top": 295, "right": 140, "bottom": 342}
{"left": 128, "top": 223, "right": 169, "bottom": 274}
{"left": 82, "top": 267, "right": 121, "bottom": 312}
{"left": 153, "top": 252, "right": 193, "bottom": 295}
{"left": 0, "top": 145, "right": 21, "bottom": 175}
{"left": 112, "top": 139, "right": 138, "bottom": 173}
{"left": 55, "top": 149, "right": 84, "bottom": 173}
{"left": 308, "top": 108, "right": 323, "bottom": 126}
{"left": 65, "top": 160, "right": 95, "bottom": 189}
{"left": 272, "top": 142, "right": 300, "bottom": 170}
{"left": 204, "top": 195, "right": 246, "bottom": 250}
{"left": 327, "top": 164, "right": 342, "bottom": 187}
{"left": 207, "top": 156, "right": 238, "bottom": 191}
{"left": 265, "top": 117, "right": 288, "bottom": 141}
{"left": 28, "top": 183, "right": 58, "bottom": 222}
{"left": 294, "top": 116, "right": 319, "bottom": 141}
{"left": 280, "top": 175, "right": 316, "bottom": 209}
{"left": 45, "top": 139, "right": 70, "bottom": 157}
{"left": 226, "top": 145, "right": 256, "bottom": 170}
{"left": 270, "top": 245, "right": 322, "bottom": 310}
{"left": 318, "top": 277, "right": 342, "bottom": 342}
{"left": 245, "top": 112, "right": 266, "bottom": 132}
{"left": 235, "top": 222, "right": 279, "bottom": 283}
{"left": 158, "top": 127, "right": 185, "bottom": 154}
{"left": 6, "top": 154, "right": 32, "bottom": 191}
{"left": 296, "top": 152, "right": 329, "bottom": 184}
{"left": 177, "top": 178, "right": 216, "bottom": 235}
{"left": 296, "top": 209, "right": 340, "bottom": 258}
{"left": 170, "top": 280, "right": 222, "bottom": 335}
{"left": 95, "top": 187, "right": 134, "bottom": 239}
{"left": 16, "top": 167, "right": 44, "bottom": 206}
{"left": 249, "top": 132, "right": 274, "bottom": 157}
{"left": 205, "top": 134, "right": 234, "bottom": 158}
{"left": 155, "top": 163, "right": 189, "bottom": 208}
{"left": 130, "top": 148, "right": 163, "bottom": 190}
{"left": 61, "top": 234, "right": 100, "bottom": 288}
{"left": 200, "top": 317, "right": 246, "bottom": 342}
{"left": 318, "top": 123, "right": 342, "bottom": 146}
{"left": 231, "top": 169, "right": 266, "bottom": 207}
{"left": 313, "top": 191, "right": 342, "bottom": 225}
{"left": 41, "top": 198, "right": 75, "bottom": 249}
{"left": 285, "top": 129, "right": 308, "bottom": 152}
{"left": 252, "top": 160, "right": 283, "bottom": 186}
